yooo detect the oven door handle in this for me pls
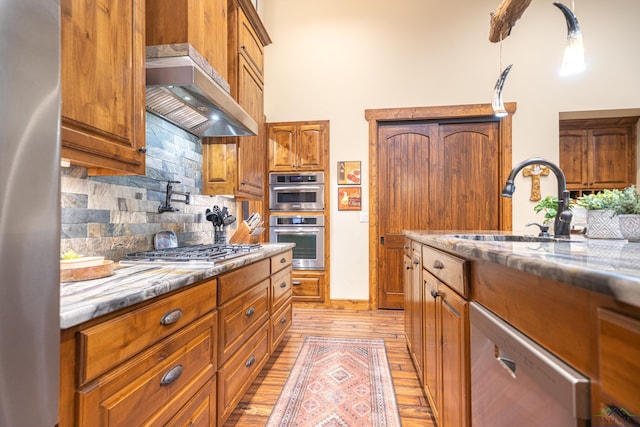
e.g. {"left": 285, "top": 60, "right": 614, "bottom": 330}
{"left": 272, "top": 227, "right": 323, "bottom": 233}
{"left": 272, "top": 185, "right": 322, "bottom": 191}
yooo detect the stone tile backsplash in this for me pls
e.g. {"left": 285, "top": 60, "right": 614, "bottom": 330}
{"left": 60, "top": 113, "right": 237, "bottom": 261}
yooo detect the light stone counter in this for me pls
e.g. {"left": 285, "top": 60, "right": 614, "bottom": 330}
{"left": 404, "top": 231, "right": 640, "bottom": 309}
{"left": 60, "top": 243, "right": 294, "bottom": 329}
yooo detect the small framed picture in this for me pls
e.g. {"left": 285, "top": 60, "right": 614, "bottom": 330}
{"left": 337, "top": 161, "right": 361, "bottom": 185}
{"left": 338, "top": 186, "right": 361, "bottom": 211}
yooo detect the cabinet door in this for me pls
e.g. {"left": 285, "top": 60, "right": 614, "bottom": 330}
{"left": 589, "top": 127, "right": 634, "bottom": 189}
{"left": 403, "top": 253, "right": 412, "bottom": 346}
{"left": 410, "top": 245, "right": 423, "bottom": 378}
{"left": 268, "top": 125, "right": 297, "bottom": 171}
{"left": 423, "top": 272, "right": 441, "bottom": 424}
{"left": 60, "top": 0, "right": 145, "bottom": 175}
{"left": 559, "top": 129, "right": 588, "bottom": 189}
{"left": 441, "top": 286, "right": 469, "bottom": 427}
{"left": 291, "top": 271, "right": 324, "bottom": 302}
{"left": 296, "top": 124, "right": 326, "bottom": 170}
{"left": 236, "top": 55, "right": 265, "bottom": 198}
{"left": 202, "top": 143, "right": 237, "bottom": 195}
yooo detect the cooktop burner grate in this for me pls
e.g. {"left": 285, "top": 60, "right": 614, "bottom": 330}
{"left": 124, "top": 243, "right": 262, "bottom": 263}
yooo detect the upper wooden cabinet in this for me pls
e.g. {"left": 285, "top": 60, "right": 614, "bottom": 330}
{"left": 202, "top": 0, "right": 271, "bottom": 199}
{"left": 145, "top": 0, "right": 228, "bottom": 82}
{"left": 60, "top": 0, "right": 146, "bottom": 175}
{"left": 560, "top": 117, "right": 638, "bottom": 195}
{"left": 267, "top": 121, "right": 330, "bottom": 171}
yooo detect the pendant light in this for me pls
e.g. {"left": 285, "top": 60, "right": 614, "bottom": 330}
{"left": 492, "top": 37, "right": 512, "bottom": 117}
{"left": 554, "top": 1, "right": 585, "bottom": 75}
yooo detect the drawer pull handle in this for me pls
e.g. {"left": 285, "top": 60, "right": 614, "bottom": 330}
{"left": 404, "top": 244, "right": 410, "bottom": 249}
{"left": 430, "top": 289, "right": 440, "bottom": 299}
{"left": 433, "top": 260, "right": 445, "bottom": 269}
{"left": 412, "top": 258, "right": 420, "bottom": 265}
{"left": 292, "top": 281, "right": 302, "bottom": 286}
{"left": 160, "top": 308, "right": 183, "bottom": 326}
{"left": 280, "top": 257, "right": 287, "bottom": 263}
{"left": 280, "top": 317, "right": 287, "bottom": 324}
{"left": 245, "top": 355, "right": 256, "bottom": 368}
{"left": 280, "top": 281, "right": 287, "bottom": 288}
{"left": 160, "top": 364, "right": 183, "bottom": 386}
{"left": 246, "top": 306, "right": 256, "bottom": 317}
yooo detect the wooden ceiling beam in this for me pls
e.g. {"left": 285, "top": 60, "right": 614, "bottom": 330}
{"left": 488, "top": 0, "right": 534, "bottom": 43}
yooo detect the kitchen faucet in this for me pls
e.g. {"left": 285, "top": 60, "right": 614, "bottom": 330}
{"left": 501, "top": 158, "right": 572, "bottom": 237}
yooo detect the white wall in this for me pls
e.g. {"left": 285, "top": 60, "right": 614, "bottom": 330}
{"left": 262, "top": 0, "right": 640, "bottom": 301}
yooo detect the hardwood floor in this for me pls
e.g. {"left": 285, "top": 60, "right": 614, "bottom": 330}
{"left": 224, "top": 307, "right": 436, "bottom": 426}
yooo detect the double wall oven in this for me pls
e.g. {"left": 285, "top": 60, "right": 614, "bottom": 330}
{"left": 268, "top": 172, "right": 325, "bottom": 270}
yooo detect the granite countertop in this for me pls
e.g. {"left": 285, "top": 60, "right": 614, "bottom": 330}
{"left": 404, "top": 231, "right": 640, "bottom": 309}
{"left": 60, "top": 243, "right": 294, "bottom": 329}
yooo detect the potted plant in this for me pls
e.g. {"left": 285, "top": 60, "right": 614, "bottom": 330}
{"left": 612, "top": 185, "right": 640, "bottom": 242}
{"left": 577, "top": 189, "right": 624, "bottom": 239}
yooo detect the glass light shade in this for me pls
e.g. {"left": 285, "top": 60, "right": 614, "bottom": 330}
{"left": 492, "top": 64, "right": 512, "bottom": 117}
{"left": 560, "top": 31, "right": 585, "bottom": 75}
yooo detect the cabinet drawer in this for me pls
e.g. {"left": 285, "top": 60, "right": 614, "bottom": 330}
{"left": 422, "top": 245, "right": 468, "bottom": 297}
{"left": 218, "top": 259, "right": 270, "bottom": 304}
{"left": 271, "top": 300, "right": 292, "bottom": 353}
{"left": 238, "top": 7, "right": 264, "bottom": 79}
{"left": 217, "top": 322, "right": 270, "bottom": 425}
{"left": 218, "top": 279, "right": 270, "bottom": 365}
{"left": 163, "top": 377, "right": 216, "bottom": 427}
{"left": 291, "top": 275, "right": 320, "bottom": 299}
{"left": 77, "top": 312, "right": 217, "bottom": 426}
{"left": 271, "top": 266, "right": 292, "bottom": 311}
{"left": 598, "top": 308, "right": 640, "bottom": 416}
{"left": 79, "top": 280, "right": 217, "bottom": 384}
{"left": 271, "top": 250, "right": 293, "bottom": 274}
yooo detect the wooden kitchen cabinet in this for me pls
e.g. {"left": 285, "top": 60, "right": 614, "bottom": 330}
{"left": 404, "top": 241, "right": 423, "bottom": 382}
{"left": 559, "top": 117, "right": 638, "bottom": 197}
{"left": 270, "top": 252, "right": 293, "bottom": 352}
{"left": 291, "top": 270, "right": 325, "bottom": 302}
{"left": 267, "top": 121, "right": 329, "bottom": 171}
{"left": 404, "top": 242, "right": 470, "bottom": 427}
{"left": 146, "top": 0, "right": 228, "bottom": 83}
{"left": 61, "top": 278, "right": 219, "bottom": 426}
{"left": 203, "top": 0, "right": 271, "bottom": 199}
{"left": 60, "top": 0, "right": 146, "bottom": 175}
{"left": 597, "top": 308, "right": 640, "bottom": 418}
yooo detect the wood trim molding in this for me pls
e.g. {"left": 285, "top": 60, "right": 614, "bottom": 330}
{"left": 365, "top": 103, "right": 516, "bottom": 310}
{"left": 236, "top": 0, "right": 272, "bottom": 46}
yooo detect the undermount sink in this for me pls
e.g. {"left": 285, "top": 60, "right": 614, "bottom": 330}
{"left": 451, "top": 234, "right": 577, "bottom": 243}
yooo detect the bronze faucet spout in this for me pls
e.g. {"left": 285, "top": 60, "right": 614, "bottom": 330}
{"left": 502, "top": 158, "right": 572, "bottom": 237}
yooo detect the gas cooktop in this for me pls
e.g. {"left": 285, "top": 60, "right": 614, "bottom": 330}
{"left": 123, "top": 243, "right": 262, "bottom": 264}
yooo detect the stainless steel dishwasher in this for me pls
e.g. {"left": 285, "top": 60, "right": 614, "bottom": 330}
{"left": 470, "top": 302, "right": 590, "bottom": 427}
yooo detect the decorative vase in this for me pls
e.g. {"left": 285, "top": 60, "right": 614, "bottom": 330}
{"left": 618, "top": 214, "right": 640, "bottom": 242}
{"left": 585, "top": 209, "right": 623, "bottom": 239}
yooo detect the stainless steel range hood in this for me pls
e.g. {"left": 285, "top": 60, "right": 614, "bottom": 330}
{"left": 146, "top": 45, "right": 258, "bottom": 138}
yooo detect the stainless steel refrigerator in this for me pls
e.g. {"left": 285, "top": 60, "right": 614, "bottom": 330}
{"left": 0, "top": 0, "right": 60, "bottom": 425}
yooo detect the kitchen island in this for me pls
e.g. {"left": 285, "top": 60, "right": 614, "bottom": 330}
{"left": 59, "top": 243, "right": 294, "bottom": 427}
{"left": 403, "top": 231, "right": 640, "bottom": 427}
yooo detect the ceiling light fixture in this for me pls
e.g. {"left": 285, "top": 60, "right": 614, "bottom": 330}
{"left": 492, "top": 36, "right": 512, "bottom": 117}
{"left": 553, "top": 1, "right": 585, "bottom": 75}
{"left": 492, "top": 64, "right": 513, "bottom": 117}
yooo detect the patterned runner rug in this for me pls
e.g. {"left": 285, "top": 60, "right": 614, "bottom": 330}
{"left": 265, "top": 336, "right": 402, "bottom": 427}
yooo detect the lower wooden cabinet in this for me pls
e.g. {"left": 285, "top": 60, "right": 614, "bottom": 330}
{"left": 291, "top": 270, "right": 325, "bottom": 302}
{"left": 217, "top": 322, "right": 270, "bottom": 425}
{"left": 76, "top": 309, "right": 218, "bottom": 426}
{"left": 61, "top": 250, "right": 295, "bottom": 427}
{"left": 597, "top": 308, "right": 640, "bottom": 418}
{"left": 404, "top": 241, "right": 470, "bottom": 427}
